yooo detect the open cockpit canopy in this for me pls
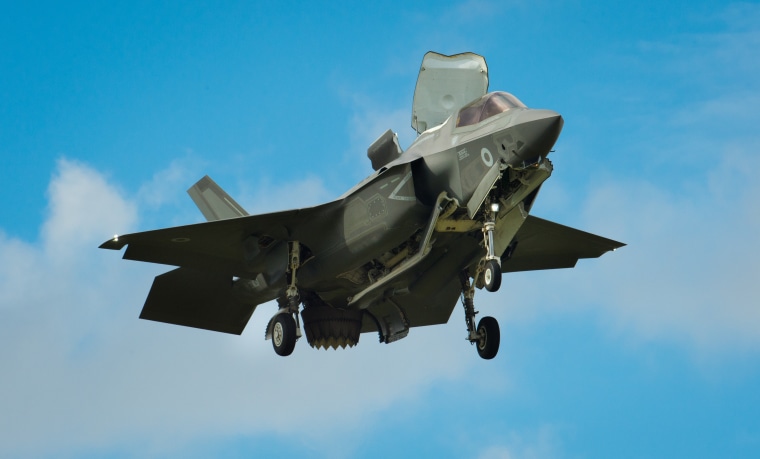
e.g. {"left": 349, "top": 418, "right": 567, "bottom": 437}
{"left": 412, "top": 52, "right": 489, "bottom": 134}
{"left": 456, "top": 92, "right": 526, "bottom": 128}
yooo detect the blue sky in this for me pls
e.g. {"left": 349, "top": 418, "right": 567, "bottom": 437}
{"left": 1, "top": 1, "right": 759, "bottom": 458}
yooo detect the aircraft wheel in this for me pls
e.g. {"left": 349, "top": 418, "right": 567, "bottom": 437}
{"left": 484, "top": 259, "right": 502, "bottom": 292}
{"left": 476, "top": 316, "right": 500, "bottom": 360}
{"left": 272, "top": 314, "right": 297, "bottom": 356}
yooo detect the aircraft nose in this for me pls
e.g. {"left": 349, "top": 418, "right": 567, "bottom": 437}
{"left": 513, "top": 109, "right": 564, "bottom": 161}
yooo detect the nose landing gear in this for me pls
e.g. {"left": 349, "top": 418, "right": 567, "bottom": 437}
{"left": 480, "top": 207, "right": 502, "bottom": 293}
{"left": 483, "top": 258, "right": 502, "bottom": 292}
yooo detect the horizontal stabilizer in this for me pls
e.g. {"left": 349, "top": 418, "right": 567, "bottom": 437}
{"left": 140, "top": 267, "right": 258, "bottom": 334}
{"left": 503, "top": 216, "right": 625, "bottom": 272}
{"left": 187, "top": 175, "right": 248, "bottom": 221}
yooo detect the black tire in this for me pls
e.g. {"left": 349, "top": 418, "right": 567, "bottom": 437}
{"left": 272, "top": 314, "right": 297, "bottom": 356}
{"left": 484, "top": 259, "right": 502, "bottom": 292}
{"left": 476, "top": 316, "right": 500, "bottom": 360}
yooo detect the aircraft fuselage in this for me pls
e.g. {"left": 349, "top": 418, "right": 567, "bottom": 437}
{"left": 292, "top": 98, "right": 563, "bottom": 309}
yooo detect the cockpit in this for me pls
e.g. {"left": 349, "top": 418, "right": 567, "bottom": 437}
{"left": 456, "top": 91, "right": 526, "bottom": 128}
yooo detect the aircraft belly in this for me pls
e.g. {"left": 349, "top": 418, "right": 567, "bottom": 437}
{"left": 361, "top": 231, "right": 484, "bottom": 338}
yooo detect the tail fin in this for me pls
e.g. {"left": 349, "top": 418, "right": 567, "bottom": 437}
{"left": 187, "top": 175, "right": 249, "bottom": 221}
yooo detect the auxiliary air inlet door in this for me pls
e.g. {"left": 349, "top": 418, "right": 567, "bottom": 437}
{"left": 411, "top": 52, "right": 489, "bottom": 134}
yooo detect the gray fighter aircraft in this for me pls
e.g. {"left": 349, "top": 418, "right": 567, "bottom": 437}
{"left": 101, "top": 52, "right": 623, "bottom": 359}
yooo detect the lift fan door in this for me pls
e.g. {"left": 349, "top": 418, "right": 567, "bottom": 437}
{"left": 411, "top": 52, "right": 489, "bottom": 134}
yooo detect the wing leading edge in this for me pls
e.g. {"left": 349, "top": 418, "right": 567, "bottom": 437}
{"left": 502, "top": 215, "right": 625, "bottom": 273}
{"left": 99, "top": 200, "right": 343, "bottom": 277}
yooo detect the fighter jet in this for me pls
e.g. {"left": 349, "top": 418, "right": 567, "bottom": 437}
{"left": 100, "top": 52, "right": 623, "bottom": 360}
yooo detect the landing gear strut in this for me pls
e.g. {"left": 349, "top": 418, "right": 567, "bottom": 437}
{"left": 481, "top": 205, "right": 502, "bottom": 292}
{"left": 267, "top": 241, "right": 304, "bottom": 356}
{"left": 460, "top": 271, "right": 500, "bottom": 360}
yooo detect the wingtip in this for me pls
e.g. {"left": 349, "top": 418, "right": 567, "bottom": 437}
{"left": 99, "top": 237, "right": 127, "bottom": 250}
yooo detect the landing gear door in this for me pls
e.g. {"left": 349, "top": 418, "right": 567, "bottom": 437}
{"left": 411, "top": 52, "right": 488, "bottom": 134}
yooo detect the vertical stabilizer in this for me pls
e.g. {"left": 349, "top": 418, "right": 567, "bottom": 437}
{"left": 187, "top": 175, "right": 249, "bottom": 221}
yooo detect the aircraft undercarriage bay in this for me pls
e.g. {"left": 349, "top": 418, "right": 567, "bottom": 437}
{"left": 100, "top": 51, "right": 624, "bottom": 360}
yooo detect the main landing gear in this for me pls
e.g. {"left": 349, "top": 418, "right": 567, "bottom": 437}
{"left": 460, "top": 272, "right": 500, "bottom": 360}
{"left": 271, "top": 313, "right": 297, "bottom": 356}
{"left": 267, "top": 241, "right": 303, "bottom": 356}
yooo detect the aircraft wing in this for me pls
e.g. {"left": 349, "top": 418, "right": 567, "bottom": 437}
{"left": 502, "top": 215, "right": 625, "bottom": 273}
{"left": 99, "top": 200, "right": 343, "bottom": 278}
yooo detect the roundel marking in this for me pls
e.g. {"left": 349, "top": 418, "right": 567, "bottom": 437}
{"left": 481, "top": 148, "right": 494, "bottom": 167}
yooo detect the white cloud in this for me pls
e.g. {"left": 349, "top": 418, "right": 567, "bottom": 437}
{"left": 335, "top": 87, "right": 415, "bottom": 182}
{"left": 137, "top": 155, "right": 203, "bottom": 210}
{"left": 492, "top": 3, "right": 760, "bottom": 357}
{"left": 42, "top": 158, "right": 138, "bottom": 264}
{"left": 0, "top": 160, "right": 477, "bottom": 458}
{"left": 479, "top": 446, "right": 515, "bottom": 459}
{"left": 476, "top": 425, "right": 559, "bottom": 459}
{"left": 508, "top": 145, "right": 760, "bottom": 355}
{"left": 581, "top": 7, "right": 760, "bottom": 352}
{"left": 350, "top": 103, "right": 411, "bottom": 152}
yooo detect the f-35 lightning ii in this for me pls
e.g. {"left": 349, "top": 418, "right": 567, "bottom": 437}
{"left": 101, "top": 52, "right": 624, "bottom": 359}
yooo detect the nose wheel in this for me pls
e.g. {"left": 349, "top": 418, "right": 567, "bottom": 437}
{"left": 483, "top": 259, "right": 502, "bottom": 292}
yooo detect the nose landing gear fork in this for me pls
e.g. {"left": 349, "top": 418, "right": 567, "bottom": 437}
{"left": 460, "top": 270, "right": 501, "bottom": 360}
